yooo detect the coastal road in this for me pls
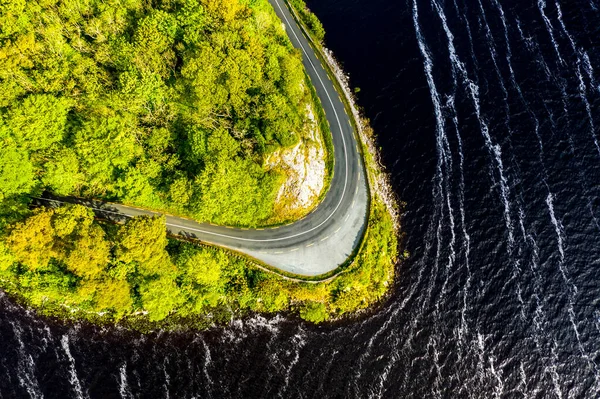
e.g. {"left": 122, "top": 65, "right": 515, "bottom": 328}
{"left": 39, "top": 0, "right": 369, "bottom": 277}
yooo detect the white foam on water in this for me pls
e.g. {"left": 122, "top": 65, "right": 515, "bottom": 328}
{"left": 516, "top": 361, "right": 529, "bottom": 398}
{"left": 370, "top": 333, "right": 402, "bottom": 399}
{"left": 545, "top": 193, "right": 565, "bottom": 267}
{"left": 554, "top": 1, "right": 576, "bottom": 50}
{"left": 537, "top": 0, "right": 565, "bottom": 65}
{"left": 582, "top": 52, "right": 598, "bottom": 91}
{"left": 545, "top": 192, "right": 600, "bottom": 381}
{"left": 118, "top": 363, "right": 131, "bottom": 399}
{"left": 451, "top": 0, "right": 480, "bottom": 74}
{"left": 482, "top": 0, "right": 545, "bottom": 328}
{"left": 495, "top": 8, "right": 600, "bottom": 378}
{"left": 162, "top": 357, "right": 170, "bottom": 399}
{"left": 277, "top": 328, "right": 306, "bottom": 398}
{"left": 474, "top": 332, "right": 487, "bottom": 390}
{"left": 413, "top": 9, "right": 465, "bottom": 395}
{"left": 200, "top": 339, "right": 213, "bottom": 396}
{"left": 437, "top": 102, "right": 457, "bottom": 300}
{"left": 411, "top": 0, "right": 450, "bottom": 320}
{"left": 516, "top": 28, "right": 600, "bottom": 230}
{"left": 488, "top": 355, "right": 505, "bottom": 399}
{"left": 473, "top": 331, "right": 506, "bottom": 398}
{"left": 434, "top": 0, "right": 515, "bottom": 249}
{"left": 427, "top": 3, "right": 516, "bottom": 392}
{"left": 429, "top": 337, "right": 444, "bottom": 399}
{"left": 453, "top": 113, "right": 471, "bottom": 345}
{"left": 351, "top": 282, "right": 419, "bottom": 395}
{"left": 315, "top": 349, "right": 338, "bottom": 396}
{"left": 554, "top": 1, "right": 600, "bottom": 158}
{"left": 475, "top": 0, "right": 508, "bottom": 99}
{"left": 60, "top": 335, "right": 86, "bottom": 399}
{"left": 514, "top": 15, "right": 556, "bottom": 86}
{"left": 11, "top": 322, "right": 44, "bottom": 399}
{"left": 547, "top": 341, "right": 564, "bottom": 399}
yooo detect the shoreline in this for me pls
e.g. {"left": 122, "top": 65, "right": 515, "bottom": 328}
{"left": 0, "top": 0, "right": 402, "bottom": 330}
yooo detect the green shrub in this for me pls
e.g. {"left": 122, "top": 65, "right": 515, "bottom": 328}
{"left": 299, "top": 301, "right": 328, "bottom": 323}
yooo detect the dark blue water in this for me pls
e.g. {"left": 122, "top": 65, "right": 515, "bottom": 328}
{"left": 2, "top": 0, "right": 600, "bottom": 397}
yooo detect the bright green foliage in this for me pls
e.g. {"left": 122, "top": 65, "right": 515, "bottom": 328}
{"left": 115, "top": 215, "right": 171, "bottom": 276}
{"left": 6, "top": 210, "right": 56, "bottom": 270}
{"left": 0, "top": 138, "right": 35, "bottom": 200}
{"left": 288, "top": 0, "right": 326, "bottom": 43}
{"left": 7, "top": 94, "right": 72, "bottom": 151}
{"left": 0, "top": 0, "right": 397, "bottom": 330}
{"left": 0, "top": 241, "right": 15, "bottom": 272}
{"left": 41, "top": 149, "right": 83, "bottom": 195}
{"left": 51, "top": 206, "right": 111, "bottom": 279}
{"left": 0, "top": 0, "right": 315, "bottom": 226}
{"left": 299, "top": 301, "right": 327, "bottom": 323}
{"left": 6, "top": 205, "right": 111, "bottom": 276}
{"left": 177, "top": 246, "right": 223, "bottom": 286}
{"left": 89, "top": 278, "right": 133, "bottom": 315}
{"left": 0, "top": 190, "right": 398, "bottom": 327}
{"left": 140, "top": 277, "right": 185, "bottom": 321}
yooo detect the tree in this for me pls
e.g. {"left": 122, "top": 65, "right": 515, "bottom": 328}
{"left": 6, "top": 205, "right": 111, "bottom": 278}
{"left": 115, "top": 215, "right": 172, "bottom": 275}
{"left": 257, "top": 279, "right": 289, "bottom": 312}
{"left": 92, "top": 278, "right": 133, "bottom": 315}
{"left": 169, "top": 176, "right": 192, "bottom": 206}
{"left": 177, "top": 246, "right": 222, "bottom": 287}
{"left": 60, "top": 223, "right": 110, "bottom": 279}
{"left": 201, "top": 0, "right": 243, "bottom": 23}
{"left": 0, "top": 142, "right": 35, "bottom": 200}
{"left": 7, "top": 94, "right": 72, "bottom": 151}
{"left": 6, "top": 210, "right": 55, "bottom": 270}
{"left": 0, "top": 241, "right": 15, "bottom": 272}
{"left": 140, "top": 277, "right": 185, "bottom": 321}
{"left": 41, "top": 149, "right": 82, "bottom": 195}
{"left": 73, "top": 112, "right": 140, "bottom": 190}
{"left": 299, "top": 301, "right": 328, "bottom": 323}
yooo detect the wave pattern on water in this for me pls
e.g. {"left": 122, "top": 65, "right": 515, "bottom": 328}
{"left": 1, "top": 0, "right": 600, "bottom": 397}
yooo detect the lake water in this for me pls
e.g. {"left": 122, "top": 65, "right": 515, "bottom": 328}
{"left": 1, "top": 0, "right": 600, "bottom": 397}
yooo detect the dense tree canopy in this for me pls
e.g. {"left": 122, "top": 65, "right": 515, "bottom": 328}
{"left": 0, "top": 0, "right": 314, "bottom": 225}
{"left": 0, "top": 0, "right": 398, "bottom": 328}
{"left": 0, "top": 198, "right": 397, "bottom": 325}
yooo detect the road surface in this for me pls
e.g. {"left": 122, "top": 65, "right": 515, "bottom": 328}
{"left": 39, "top": 0, "right": 369, "bottom": 277}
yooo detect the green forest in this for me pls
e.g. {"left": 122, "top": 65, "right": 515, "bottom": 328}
{"left": 0, "top": 194, "right": 397, "bottom": 327}
{"left": 0, "top": 0, "right": 399, "bottom": 328}
{"left": 0, "top": 0, "right": 320, "bottom": 227}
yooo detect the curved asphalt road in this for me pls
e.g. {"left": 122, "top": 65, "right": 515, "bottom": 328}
{"left": 39, "top": 0, "right": 369, "bottom": 276}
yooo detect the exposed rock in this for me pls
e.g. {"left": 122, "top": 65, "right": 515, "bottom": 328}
{"left": 266, "top": 104, "right": 326, "bottom": 219}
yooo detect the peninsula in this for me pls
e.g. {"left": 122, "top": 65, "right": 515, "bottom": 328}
{"left": 0, "top": 0, "right": 399, "bottom": 327}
